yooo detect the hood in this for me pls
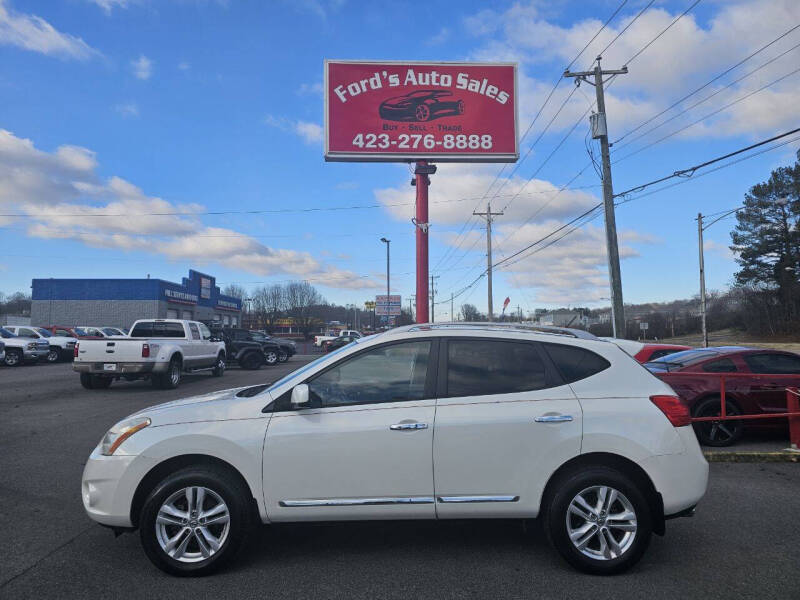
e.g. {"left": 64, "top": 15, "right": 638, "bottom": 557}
{"left": 129, "top": 385, "right": 270, "bottom": 426}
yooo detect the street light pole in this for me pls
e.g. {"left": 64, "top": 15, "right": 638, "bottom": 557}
{"left": 380, "top": 237, "right": 390, "bottom": 325}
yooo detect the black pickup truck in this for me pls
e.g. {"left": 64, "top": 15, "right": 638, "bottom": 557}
{"left": 249, "top": 330, "right": 296, "bottom": 362}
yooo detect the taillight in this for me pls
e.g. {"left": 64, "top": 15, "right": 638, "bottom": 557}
{"left": 74, "top": 342, "right": 79, "bottom": 358}
{"left": 142, "top": 343, "right": 150, "bottom": 358}
{"left": 650, "top": 395, "right": 691, "bottom": 427}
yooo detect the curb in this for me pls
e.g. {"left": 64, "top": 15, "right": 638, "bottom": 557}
{"left": 703, "top": 451, "right": 800, "bottom": 463}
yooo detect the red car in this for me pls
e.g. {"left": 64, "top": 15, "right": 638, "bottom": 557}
{"left": 605, "top": 338, "right": 692, "bottom": 363}
{"left": 645, "top": 346, "right": 800, "bottom": 446}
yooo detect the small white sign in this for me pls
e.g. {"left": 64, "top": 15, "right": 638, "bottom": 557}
{"left": 103, "top": 363, "right": 117, "bottom": 371}
{"left": 639, "top": 322, "right": 649, "bottom": 330}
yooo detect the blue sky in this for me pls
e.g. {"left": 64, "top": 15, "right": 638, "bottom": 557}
{"left": 1, "top": 0, "right": 799, "bottom": 318}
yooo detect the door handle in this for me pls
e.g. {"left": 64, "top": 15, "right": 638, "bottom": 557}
{"left": 389, "top": 422, "right": 428, "bottom": 431}
{"left": 534, "top": 415, "right": 573, "bottom": 423}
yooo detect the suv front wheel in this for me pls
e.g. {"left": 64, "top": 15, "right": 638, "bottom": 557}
{"left": 544, "top": 466, "right": 652, "bottom": 575}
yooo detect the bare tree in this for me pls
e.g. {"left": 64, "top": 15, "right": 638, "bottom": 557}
{"left": 285, "top": 281, "right": 323, "bottom": 338}
{"left": 222, "top": 284, "right": 246, "bottom": 299}
{"left": 460, "top": 303, "right": 485, "bottom": 322}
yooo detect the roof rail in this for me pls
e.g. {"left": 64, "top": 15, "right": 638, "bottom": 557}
{"left": 400, "top": 322, "right": 598, "bottom": 339}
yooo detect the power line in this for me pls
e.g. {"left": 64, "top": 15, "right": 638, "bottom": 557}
{"left": 622, "top": 0, "right": 702, "bottom": 66}
{"left": 612, "top": 22, "right": 800, "bottom": 146}
{"left": 613, "top": 39, "right": 800, "bottom": 153}
{"left": 597, "top": 0, "right": 655, "bottom": 58}
{"left": 614, "top": 127, "right": 800, "bottom": 198}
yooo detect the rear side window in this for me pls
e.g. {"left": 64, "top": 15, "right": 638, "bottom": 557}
{"left": 543, "top": 343, "right": 610, "bottom": 383}
{"left": 446, "top": 339, "right": 548, "bottom": 397}
{"left": 130, "top": 322, "right": 185, "bottom": 338}
{"left": 189, "top": 323, "right": 201, "bottom": 340}
{"left": 703, "top": 358, "right": 737, "bottom": 373}
{"left": 744, "top": 353, "right": 800, "bottom": 374}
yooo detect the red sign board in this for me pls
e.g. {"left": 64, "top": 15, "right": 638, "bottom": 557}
{"left": 325, "top": 60, "right": 518, "bottom": 162}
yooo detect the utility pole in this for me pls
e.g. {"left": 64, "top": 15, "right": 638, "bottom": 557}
{"left": 380, "top": 237, "right": 390, "bottom": 325}
{"left": 450, "top": 292, "right": 454, "bottom": 322}
{"left": 473, "top": 202, "right": 504, "bottom": 321}
{"left": 697, "top": 213, "right": 708, "bottom": 348}
{"left": 564, "top": 57, "right": 628, "bottom": 338}
{"left": 430, "top": 275, "right": 440, "bottom": 323}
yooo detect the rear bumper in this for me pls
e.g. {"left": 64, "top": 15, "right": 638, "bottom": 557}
{"left": 73, "top": 361, "right": 168, "bottom": 375}
{"left": 639, "top": 426, "right": 709, "bottom": 516}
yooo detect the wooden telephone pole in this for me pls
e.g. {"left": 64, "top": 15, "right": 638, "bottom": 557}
{"left": 473, "top": 202, "right": 504, "bottom": 321}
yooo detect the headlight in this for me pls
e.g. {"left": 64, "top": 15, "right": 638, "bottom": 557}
{"left": 27, "top": 342, "right": 37, "bottom": 349}
{"left": 100, "top": 417, "right": 151, "bottom": 456}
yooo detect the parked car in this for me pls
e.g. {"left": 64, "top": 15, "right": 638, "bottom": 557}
{"left": 323, "top": 334, "right": 359, "bottom": 352}
{"left": 0, "top": 327, "right": 49, "bottom": 366}
{"left": 82, "top": 323, "right": 707, "bottom": 576}
{"left": 379, "top": 89, "right": 465, "bottom": 122}
{"left": 602, "top": 338, "right": 692, "bottom": 363}
{"left": 314, "top": 329, "right": 361, "bottom": 347}
{"left": 249, "top": 331, "right": 296, "bottom": 362}
{"left": 209, "top": 327, "right": 268, "bottom": 370}
{"left": 73, "top": 319, "right": 226, "bottom": 390}
{"left": 5, "top": 326, "right": 78, "bottom": 363}
{"left": 645, "top": 346, "right": 800, "bottom": 446}
{"left": 78, "top": 326, "right": 127, "bottom": 338}
{"left": 41, "top": 326, "right": 102, "bottom": 340}
{"left": 212, "top": 328, "right": 281, "bottom": 366}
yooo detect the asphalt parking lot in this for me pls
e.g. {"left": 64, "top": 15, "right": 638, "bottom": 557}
{"left": 1, "top": 359, "right": 799, "bottom": 599}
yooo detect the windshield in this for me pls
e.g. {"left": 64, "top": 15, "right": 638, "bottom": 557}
{"left": 35, "top": 328, "right": 53, "bottom": 337}
{"left": 646, "top": 348, "right": 722, "bottom": 370}
{"left": 0, "top": 327, "right": 17, "bottom": 338}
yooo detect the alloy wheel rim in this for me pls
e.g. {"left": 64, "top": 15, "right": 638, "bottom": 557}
{"left": 566, "top": 485, "right": 637, "bottom": 561}
{"left": 698, "top": 404, "right": 740, "bottom": 443}
{"left": 155, "top": 486, "right": 230, "bottom": 563}
{"left": 6, "top": 352, "right": 19, "bottom": 365}
{"left": 266, "top": 352, "right": 277, "bottom": 364}
{"left": 47, "top": 349, "right": 59, "bottom": 362}
{"left": 170, "top": 364, "right": 180, "bottom": 385}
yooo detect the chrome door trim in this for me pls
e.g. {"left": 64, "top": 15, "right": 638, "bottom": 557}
{"left": 437, "top": 495, "right": 520, "bottom": 503}
{"left": 533, "top": 415, "right": 573, "bottom": 423}
{"left": 389, "top": 422, "right": 428, "bottom": 430}
{"left": 279, "top": 496, "right": 435, "bottom": 507}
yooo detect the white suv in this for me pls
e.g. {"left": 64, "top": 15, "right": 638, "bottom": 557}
{"left": 82, "top": 324, "right": 707, "bottom": 576}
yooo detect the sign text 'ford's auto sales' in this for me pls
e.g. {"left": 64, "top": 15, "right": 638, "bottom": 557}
{"left": 325, "top": 61, "right": 518, "bottom": 162}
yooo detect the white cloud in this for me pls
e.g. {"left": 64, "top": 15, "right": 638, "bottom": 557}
{"left": 264, "top": 115, "right": 323, "bottom": 145}
{"left": 0, "top": 129, "right": 379, "bottom": 290}
{"left": 131, "top": 54, "right": 152, "bottom": 80}
{"left": 86, "top": 0, "right": 130, "bottom": 14}
{"left": 297, "top": 81, "right": 323, "bottom": 96}
{"left": 115, "top": 102, "right": 139, "bottom": 118}
{"left": 427, "top": 27, "right": 450, "bottom": 46}
{"left": 0, "top": 0, "right": 98, "bottom": 60}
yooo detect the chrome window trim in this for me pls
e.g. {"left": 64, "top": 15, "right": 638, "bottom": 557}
{"left": 279, "top": 496, "right": 435, "bottom": 507}
{"left": 437, "top": 495, "right": 520, "bottom": 503}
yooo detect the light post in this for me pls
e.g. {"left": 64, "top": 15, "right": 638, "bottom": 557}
{"left": 380, "top": 237, "right": 390, "bottom": 324}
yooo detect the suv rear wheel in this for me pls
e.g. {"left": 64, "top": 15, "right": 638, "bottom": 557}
{"left": 263, "top": 350, "right": 278, "bottom": 366}
{"left": 154, "top": 356, "right": 182, "bottom": 389}
{"left": 544, "top": 466, "right": 652, "bottom": 575}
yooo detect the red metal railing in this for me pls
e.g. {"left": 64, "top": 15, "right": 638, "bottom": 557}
{"left": 657, "top": 372, "right": 800, "bottom": 449}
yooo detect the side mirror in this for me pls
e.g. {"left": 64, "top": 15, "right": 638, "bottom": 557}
{"left": 290, "top": 384, "right": 311, "bottom": 408}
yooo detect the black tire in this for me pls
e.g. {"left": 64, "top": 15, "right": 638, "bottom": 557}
{"left": 90, "top": 375, "right": 113, "bottom": 389}
{"left": 263, "top": 350, "right": 278, "bottom": 366}
{"left": 156, "top": 356, "right": 182, "bottom": 389}
{"left": 138, "top": 466, "right": 252, "bottom": 576}
{"left": 3, "top": 349, "right": 23, "bottom": 367}
{"left": 544, "top": 466, "right": 652, "bottom": 575}
{"left": 46, "top": 346, "right": 61, "bottom": 363}
{"left": 692, "top": 396, "right": 744, "bottom": 447}
{"left": 240, "top": 351, "right": 262, "bottom": 371}
{"left": 278, "top": 350, "right": 288, "bottom": 363}
{"left": 212, "top": 353, "right": 225, "bottom": 377}
{"left": 80, "top": 372, "right": 95, "bottom": 389}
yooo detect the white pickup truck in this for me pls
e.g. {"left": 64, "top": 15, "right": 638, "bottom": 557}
{"left": 313, "top": 329, "right": 362, "bottom": 347}
{"left": 73, "top": 319, "right": 226, "bottom": 390}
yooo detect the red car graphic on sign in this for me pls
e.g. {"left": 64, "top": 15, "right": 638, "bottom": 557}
{"left": 379, "top": 89, "right": 465, "bottom": 122}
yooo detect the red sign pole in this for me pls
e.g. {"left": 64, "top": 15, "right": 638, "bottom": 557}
{"left": 415, "top": 161, "right": 429, "bottom": 324}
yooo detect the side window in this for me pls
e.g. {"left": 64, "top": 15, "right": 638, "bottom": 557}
{"left": 703, "top": 358, "right": 737, "bottom": 373}
{"left": 199, "top": 324, "right": 212, "bottom": 340}
{"left": 308, "top": 341, "right": 431, "bottom": 408}
{"left": 56, "top": 329, "right": 70, "bottom": 336}
{"left": 446, "top": 339, "right": 548, "bottom": 397}
{"left": 744, "top": 353, "right": 800, "bottom": 374}
{"left": 19, "top": 328, "right": 37, "bottom": 337}
{"left": 189, "top": 323, "right": 201, "bottom": 340}
{"left": 543, "top": 343, "right": 610, "bottom": 384}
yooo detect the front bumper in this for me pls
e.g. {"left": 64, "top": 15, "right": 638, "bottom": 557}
{"left": 82, "top": 447, "right": 158, "bottom": 528}
{"left": 24, "top": 348, "right": 49, "bottom": 361}
{"left": 73, "top": 361, "right": 167, "bottom": 375}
